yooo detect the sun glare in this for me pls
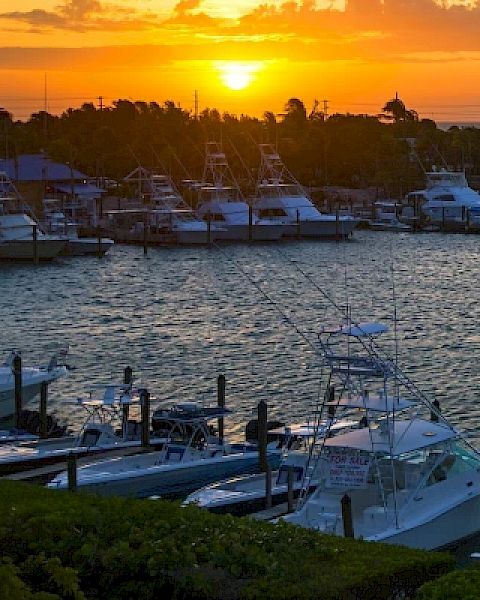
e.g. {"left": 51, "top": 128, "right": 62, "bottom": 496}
{"left": 215, "top": 61, "right": 263, "bottom": 91}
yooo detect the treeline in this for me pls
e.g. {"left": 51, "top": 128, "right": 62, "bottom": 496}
{"left": 2, "top": 96, "right": 480, "bottom": 197}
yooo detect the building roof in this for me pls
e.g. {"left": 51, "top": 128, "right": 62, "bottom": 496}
{"left": 0, "top": 154, "right": 87, "bottom": 182}
{"left": 53, "top": 183, "right": 105, "bottom": 196}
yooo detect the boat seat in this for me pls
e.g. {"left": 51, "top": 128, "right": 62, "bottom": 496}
{"left": 165, "top": 446, "right": 185, "bottom": 462}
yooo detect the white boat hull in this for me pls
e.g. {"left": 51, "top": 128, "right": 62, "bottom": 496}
{"left": 214, "top": 224, "right": 284, "bottom": 242}
{"left": 0, "top": 239, "right": 65, "bottom": 260}
{"left": 372, "top": 493, "right": 480, "bottom": 550}
{"left": 283, "top": 219, "right": 359, "bottom": 238}
{"left": 0, "top": 381, "right": 44, "bottom": 420}
{"left": 62, "top": 238, "right": 114, "bottom": 256}
{"left": 49, "top": 451, "right": 281, "bottom": 499}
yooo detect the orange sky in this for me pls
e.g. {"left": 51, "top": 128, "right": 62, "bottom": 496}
{"left": 1, "top": 0, "right": 480, "bottom": 121}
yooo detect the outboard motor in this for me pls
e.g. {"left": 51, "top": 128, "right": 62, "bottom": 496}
{"left": 245, "top": 419, "right": 285, "bottom": 445}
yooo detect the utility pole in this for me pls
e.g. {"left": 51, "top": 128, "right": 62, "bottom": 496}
{"left": 322, "top": 99, "right": 329, "bottom": 118}
{"left": 194, "top": 90, "right": 198, "bottom": 120}
{"left": 43, "top": 73, "right": 48, "bottom": 138}
{"left": 98, "top": 96, "right": 104, "bottom": 111}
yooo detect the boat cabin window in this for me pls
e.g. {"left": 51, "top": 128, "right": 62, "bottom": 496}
{"left": 433, "top": 194, "right": 455, "bottom": 202}
{"left": 276, "top": 465, "right": 304, "bottom": 485}
{"left": 204, "top": 213, "right": 225, "bottom": 222}
{"left": 258, "top": 208, "right": 288, "bottom": 218}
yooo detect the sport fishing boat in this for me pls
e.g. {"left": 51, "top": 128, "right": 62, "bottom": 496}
{"left": 0, "top": 173, "right": 66, "bottom": 260}
{"left": 42, "top": 198, "right": 114, "bottom": 256}
{"left": 0, "top": 383, "right": 167, "bottom": 477}
{"left": 368, "top": 201, "right": 412, "bottom": 232}
{"left": 48, "top": 402, "right": 282, "bottom": 498}
{"left": 400, "top": 169, "right": 480, "bottom": 232}
{"left": 196, "top": 142, "right": 285, "bottom": 242}
{"left": 281, "top": 321, "right": 480, "bottom": 550}
{"left": 0, "top": 350, "right": 69, "bottom": 422}
{"left": 253, "top": 144, "right": 359, "bottom": 239}
{"left": 123, "top": 167, "right": 222, "bottom": 245}
{"left": 183, "top": 420, "right": 355, "bottom": 515}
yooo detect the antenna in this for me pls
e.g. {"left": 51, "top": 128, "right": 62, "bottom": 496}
{"left": 43, "top": 73, "right": 48, "bottom": 137}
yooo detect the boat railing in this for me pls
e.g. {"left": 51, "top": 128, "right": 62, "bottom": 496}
{"left": 324, "top": 353, "right": 391, "bottom": 378}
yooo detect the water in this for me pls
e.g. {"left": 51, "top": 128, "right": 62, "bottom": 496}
{"left": 1, "top": 230, "right": 480, "bottom": 446}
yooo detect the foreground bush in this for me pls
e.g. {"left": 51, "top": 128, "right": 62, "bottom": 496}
{"left": 0, "top": 481, "right": 453, "bottom": 599}
{"left": 416, "top": 566, "right": 480, "bottom": 599}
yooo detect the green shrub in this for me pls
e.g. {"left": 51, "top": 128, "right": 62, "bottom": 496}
{"left": 416, "top": 566, "right": 480, "bottom": 599}
{"left": 0, "top": 481, "right": 454, "bottom": 599}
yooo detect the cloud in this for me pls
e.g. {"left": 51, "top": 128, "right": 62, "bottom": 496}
{"left": 2, "top": 0, "right": 480, "bottom": 62}
{"left": 0, "top": 0, "right": 158, "bottom": 32}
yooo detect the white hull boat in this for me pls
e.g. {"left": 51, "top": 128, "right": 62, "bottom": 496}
{"left": 280, "top": 321, "right": 480, "bottom": 550}
{"left": 0, "top": 234, "right": 65, "bottom": 260}
{"left": 254, "top": 144, "right": 359, "bottom": 239}
{"left": 48, "top": 402, "right": 281, "bottom": 498}
{"left": 196, "top": 142, "right": 284, "bottom": 242}
{"left": 0, "top": 384, "right": 163, "bottom": 477}
{"left": 42, "top": 199, "right": 114, "bottom": 256}
{"left": 184, "top": 420, "right": 354, "bottom": 515}
{"left": 400, "top": 169, "right": 480, "bottom": 231}
{"left": 0, "top": 351, "right": 68, "bottom": 421}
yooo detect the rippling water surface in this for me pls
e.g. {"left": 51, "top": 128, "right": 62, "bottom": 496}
{"left": 1, "top": 230, "right": 480, "bottom": 444}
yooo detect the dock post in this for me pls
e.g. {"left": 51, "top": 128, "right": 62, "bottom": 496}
{"left": 265, "top": 464, "right": 272, "bottom": 509}
{"left": 341, "top": 494, "right": 354, "bottom": 538}
{"left": 140, "top": 388, "right": 150, "bottom": 448}
{"left": 248, "top": 205, "right": 253, "bottom": 242}
{"left": 335, "top": 205, "right": 339, "bottom": 240}
{"left": 217, "top": 374, "right": 226, "bottom": 443}
{"left": 296, "top": 209, "right": 301, "bottom": 239}
{"left": 467, "top": 208, "right": 471, "bottom": 232}
{"left": 442, "top": 207, "right": 446, "bottom": 231}
{"left": 39, "top": 381, "right": 48, "bottom": 438}
{"left": 143, "top": 211, "right": 148, "bottom": 256}
{"left": 430, "top": 399, "right": 440, "bottom": 423}
{"left": 33, "top": 224, "right": 39, "bottom": 264}
{"left": 97, "top": 227, "right": 102, "bottom": 258}
{"left": 13, "top": 353, "right": 22, "bottom": 429}
{"left": 122, "top": 366, "right": 133, "bottom": 435}
{"left": 258, "top": 400, "right": 268, "bottom": 472}
{"left": 207, "top": 212, "right": 212, "bottom": 247}
{"left": 67, "top": 452, "right": 77, "bottom": 492}
{"left": 287, "top": 466, "right": 295, "bottom": 513}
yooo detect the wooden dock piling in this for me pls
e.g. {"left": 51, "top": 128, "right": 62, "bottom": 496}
{"left": 140, "top": 389, "right": 150, "bottom": 448}
{"left": 296, "top": 209, "right": 301, "bottom": 239}
{"left": 257, "top": 400, "right": 268, "bottom": 473}
{"left": 341, "top": 493, "right": 354, "bottom": 538}
{"left": 265, "top": 464, "right": 272, "bottom": 509}
{"left": 248, "top": 205, "right": 253, "bottom": 242}
{"left": 33, "top": 224, "right": 39, "bottom": 264}
{"left": 39, "top": 381, "right": 48, "bottom": 438}
{"left": 287, "top": 466, "right": 295, "bottom": 513}
{"left": 13, "top": 354, "right": 22, "bottom": 429}
{"left": 217, "top": 374, "right": 226, "bottom": 442}
{"left": 67, "top": 453, "right": 77, "bottom": 492}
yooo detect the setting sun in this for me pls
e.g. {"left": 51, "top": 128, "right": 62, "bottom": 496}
{"left": 215, "top": 61, "right": 263, "bottom": 91}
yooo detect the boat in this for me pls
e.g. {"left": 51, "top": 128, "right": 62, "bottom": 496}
{"left": 368, "top": 201, "right": 412, "bottom": 232}
{"left": 0, "top": 383, "right": 165, "bottom": 477}
{"left": 253, "top": 144, "right": 359, "bottom": 239}
{"left": 183, "top": 420, "right": 355, "bottom": 515}
{"left": 0, "top": 172, "right": 66, "bottom": 260}
{"left": 42, "top": 198, "right": 114, "bottom": 256}
{"left": 48, "top": 401, "right": 282, "bottom": 498}
{"left": 196, "top": 142, "right": 285, "bottom": 242}
{"left": 123, "top": 168, "right": 222, "bottom": 245}
{"left": 0, "top": 350, "right": 69, "bottom": 422}
{"left": 400, "top": 169, "right": 480, "bottom": 232}
{"left": 280, "top": 321, "right": 480, "bottom": 550}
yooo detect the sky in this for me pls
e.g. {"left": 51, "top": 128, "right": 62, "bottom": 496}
{"left": 1, "top": 0, "right": 480, "bottom": 121}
